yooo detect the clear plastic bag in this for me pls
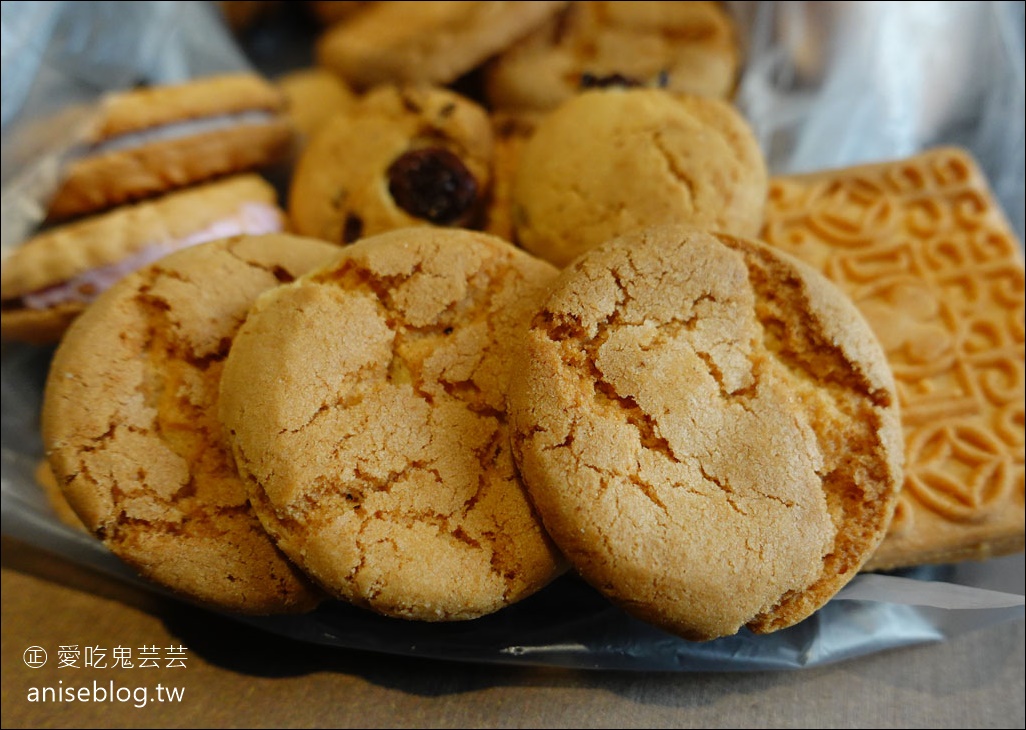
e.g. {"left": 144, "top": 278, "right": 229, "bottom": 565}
{"left": 2, "top": 1, "right": 1023, "bottom": 671}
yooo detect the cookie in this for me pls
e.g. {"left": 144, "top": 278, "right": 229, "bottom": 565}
{"left": 40, "top": 234, "right": 341, "bottom": 614}
{"left": 2, "top": 174, "right": 286, "bottom": 344}
{"left": 511, "top": 87, "right": 768, "bottom": 267}
{"left": 508, "top": 225, "right": 903, "bottom": 641}
{"left": 45, "top": 72, "right": 294, "bottom": 221}
{"left": 219, "top": 227, "right": 566, "bottom": 621}
{"left": 485, "top": 1, "right": 740, "bottom": 115}
{"left": 216, "top": 1, "right": 280, "bottom": 33}
{"left": 305, "top": 1, "right": 374, "bottom": 26}
{"left": 316, "top": 1, "right": 568, "bottom": 91}
{"left": 276, "top": 67, "right": 356, "bottom": 145}
{"left": 34, "top": 459, "right": 88, "bottom": 533}
{"left": 483, "top": 111, "right": 545, "bottom": 243}
{"left": 761, "top": 147, "right": 1025, "bottom": 571}
{"left": 288, "top": 84, "right": 494, "bottom": 244}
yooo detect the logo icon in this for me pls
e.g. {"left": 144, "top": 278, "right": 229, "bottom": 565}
{"left": 23, "top": 646, "right": 47, "bottom": 668}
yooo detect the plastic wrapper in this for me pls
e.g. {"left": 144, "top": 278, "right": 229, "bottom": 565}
{"left": 2, "top": 1, "right": 1023, "bottom": 671}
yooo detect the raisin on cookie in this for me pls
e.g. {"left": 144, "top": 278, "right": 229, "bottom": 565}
{"left": 288, "top": 85, "right": 494, "bottom": 244}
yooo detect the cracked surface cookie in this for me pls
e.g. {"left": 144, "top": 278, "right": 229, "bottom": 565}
{"left": 219, "top": 227, "right": 565, "bottom": 621}
{"left": 508, "top": 225, "right": 903, "bottom": 641}
{"left": 41, "top": 234, "right": 340, "bottom": 614}
{"left": 511, "top": 88, "right": 767, "bottom": 267}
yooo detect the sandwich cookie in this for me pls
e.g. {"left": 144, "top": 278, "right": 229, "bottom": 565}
{"left": 41, "top": 234, "right": 341, "bottom": 614}
{"left": 2, "top": 174, "right": 286, "bottom": 344}
{"left": 45, "top": 72, "right": 294, "bottom": 221}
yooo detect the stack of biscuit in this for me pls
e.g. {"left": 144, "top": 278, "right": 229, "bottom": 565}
{"left": 3, "top": 2, "right": 1022, "bottom": 642}
{"left": 1, "top": 72, "right": 297, "bottom": 343}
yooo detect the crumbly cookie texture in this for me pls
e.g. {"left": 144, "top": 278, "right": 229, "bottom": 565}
{"left": 288, "top": 84, "right": 494, "bottom": 244}
{"left": 41, "top": 235, "right": 340, "bottom": 614}
{"left": 34, "top": 459, "right": 88, "bottom": 533}
{"left": 316, "top": 1, "right": 568, "bottom": 90}
{"left": 511, "top": 88, "right": 767, "bottom": 267}
{"left": 508, "top": 226, "right": 903, "bottom": 641}
{"left": 762, "top": 147, "right": 1025, "bottom": 571}
{"left": 219, "top": 227, "right": 566, "bottom": 621}
{"left": 485, "top": 0, "right": 740, "bottom": 115}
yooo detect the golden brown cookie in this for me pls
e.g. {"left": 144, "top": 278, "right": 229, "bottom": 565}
{"left": 316, "top": 1, "right": 568, "bottom": 91}
{"left": 2, "top": 174, "right": 286, "bottom": 344}
{"left": 305, "top": 0, "right": 374, "bottom": 26}
{"left": 508, "top": 225, "right": 903, "bottom": 641}
{"left": 483, "top": 110, "right": 545, "bottom": 243}
{"left": 41, "top": 234, "right": 341, "bottom": 614}
{"left": 288, "top": 84, "right": 494, "bottom": 244}
{"left": 511, "top": 87, "right": 768, "bottom": 267}
{"left": 34, "top": 459, "right": 88, "bottom": 533}
{"left": 761, "top": 147, "right": 1025, "bottom": 572}
{"left": 275, "top": 67, "right": 357, "bottom": 146}
{"left": 485, "top": 1, "right": 740, "bottom": 115}
{"left": 219, "top": 227, "right": 566, "bottom": 621}
{"left": 46, "top": 73, "right": 294, "bottom": 222}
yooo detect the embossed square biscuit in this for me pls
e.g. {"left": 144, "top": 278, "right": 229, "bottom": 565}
{"left": 761, "top": 147, "right": 1025, "bottom": 571}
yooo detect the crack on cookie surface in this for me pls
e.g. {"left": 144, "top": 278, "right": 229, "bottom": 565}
{"left": 652, "top": 129, "right": 696, "bottom": 211}
{"left": 514, "top": 230, "right": 901, "bottom": 639}
{"left": 735, "top": 243, "right": 899, "bottom": 632}
{"left": 257, "top": 239, "right": 559, "bottom": 617}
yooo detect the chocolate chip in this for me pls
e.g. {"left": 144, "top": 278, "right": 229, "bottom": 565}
{"left": 270, "top": 265, "right": 295, "bottom": 283}
{"left": 387, "top": 148, "right": 478, "bottom": 225}
{"left": 579, "top": 72, "right": 643, "bottom": 90}
{"left": 343, "top": 213, "right": 364, "bottom": 243}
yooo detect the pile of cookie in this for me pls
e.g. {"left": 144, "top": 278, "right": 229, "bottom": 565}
{"left": 5, "top": 2, "right": 1023, "bottom": 642}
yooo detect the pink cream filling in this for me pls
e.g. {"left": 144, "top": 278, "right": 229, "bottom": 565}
{"left": 20, "top": 202, "right": 284, "bottom": 310}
